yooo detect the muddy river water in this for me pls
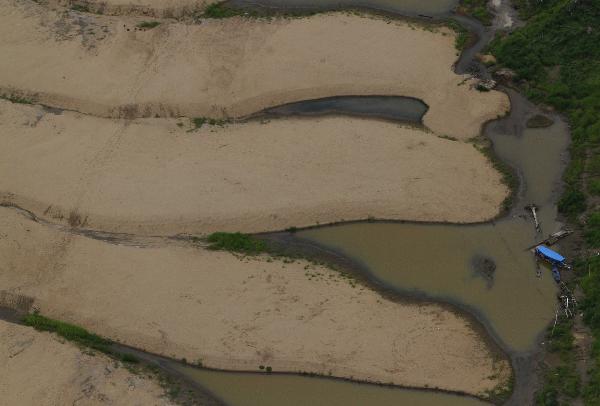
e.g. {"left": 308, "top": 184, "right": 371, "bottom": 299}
{"left": 162, "top": 1, "right": 570, "bottom": 404}
{"left": 2, "top": 1, "right": 562, "bottom": 405}
{"left": 301, "top": 116, "right": 570, "bottom": 352}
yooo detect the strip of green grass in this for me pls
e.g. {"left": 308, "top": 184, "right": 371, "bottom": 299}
{"left": 206, "top": 232, "right": 267, "bottom": 254}
{"left": 23, "top": 313, "right": 112, "bottom": 353}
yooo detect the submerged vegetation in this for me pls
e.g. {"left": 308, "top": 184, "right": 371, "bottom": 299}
{"left": 137, "top": 21, "right": 161, "bottom": 29}
{"left": 491, "top": 0, "right": 600, "bottom": 403}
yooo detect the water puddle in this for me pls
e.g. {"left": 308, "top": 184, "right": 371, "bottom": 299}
{"left": 300, "top": 118, "right": 570, "bottom": 352}
{"left": 225, "top": 0, "right": 459, "bottom": 17}
{"left": 173, "top": 365, "right": 488, "bottom": 406}
{"left": 250, "top": 95, "right": 428, "bottom": 124}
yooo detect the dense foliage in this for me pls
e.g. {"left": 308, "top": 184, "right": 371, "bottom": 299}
{"left": 491, "top": 0, "right": 600, "bottom": 226}
{"left": 491, "top": 2, "right": 600, "bottom": 404}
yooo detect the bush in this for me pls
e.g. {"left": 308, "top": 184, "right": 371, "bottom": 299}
{"left": 23, "top": 313, "right": 111, "bottom": 353}
{"left": 558, "top": 188, "right": 586, "bottom": 217}
{"left": 206, "top": 232, "right": 267, "bottom": 254}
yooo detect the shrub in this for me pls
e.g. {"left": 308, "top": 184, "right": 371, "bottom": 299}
{"left": 23, "top": 313, "right": 111, "bottom": 353}
{"left": 206, "top": 232, "right": 267, "bottom": 254}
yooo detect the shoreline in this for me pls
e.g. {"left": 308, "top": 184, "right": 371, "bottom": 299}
{"left": 0, "top": 0, "right": 557, "bottom": 404}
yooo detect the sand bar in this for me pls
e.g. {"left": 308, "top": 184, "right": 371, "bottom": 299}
{"left": 0, "top": 207, "right": 511, "bottom": 397}
{"left": 0, "top": 0, "right": 508, "bottom": 140}
{"left": 0, "top": 101, "right": 507, "bottom": 235}
{"left": 0, "top": 319, "right": 174, "bottom": 406}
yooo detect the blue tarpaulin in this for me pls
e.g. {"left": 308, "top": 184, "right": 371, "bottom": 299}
{"left": 535, "top": 245, "right": 566, "bottom": 264}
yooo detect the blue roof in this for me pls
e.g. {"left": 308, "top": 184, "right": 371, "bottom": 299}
{"left": 536, "top": 245, "right": 566, "bottom": 263}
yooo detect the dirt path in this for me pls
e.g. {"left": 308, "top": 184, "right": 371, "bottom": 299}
{"left": 0, "top": 319, "right": 175, "bottom": 406}
{"left": 0, "top": 207, "right": 512, "bottom": 398}
{"left": 0, "top": 0, "right": 508, "bottom": 140}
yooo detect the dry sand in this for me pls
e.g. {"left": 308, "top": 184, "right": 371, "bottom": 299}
{"left": 0, "top": 101, "right": 507, "bottom": 235}
{"left": 0, "top": 319, "right": 174, "bottom": 406}
{"left": 45, "top": 0, "right": 217, "bottom": 17}
{"left": 0, "top": 207, "right": 511, "bottom": 397}
{"left": 0, "top": 0, "right": 508, "bottom": 140}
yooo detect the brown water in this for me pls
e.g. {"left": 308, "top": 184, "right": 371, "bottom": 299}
{"left": 174, "top": 365, "right": 488, "bottom": 406}
{"left": 300, "top": 119, "right": 570, "bottom": 352}
{"left": 225, "top": 0, "right": 458, "bottom": 17}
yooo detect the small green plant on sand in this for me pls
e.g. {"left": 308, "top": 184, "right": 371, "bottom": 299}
{"left": 137, "top": 21, "right": 161, "bottom": 29}
{"left": 206, "top": 232, "right": 267, "bottom": 254}
{"left": 23, "top": 312, "right": 111, "bottom": 353}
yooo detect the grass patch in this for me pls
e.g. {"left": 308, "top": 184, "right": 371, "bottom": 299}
{"left": 190, "top": 117, "right": 230, "bottom": 130}
{"left": 23, "top": 313, "right": 112, "bottom": 353}
{"left": 137, "top": 21, "right": 161, "bottom": 29}
{"left": 446, "top": 19, "right": 471, "bottom": 51}
{"left": 206, "top": 232, "right": 267, "bottom": 254}
{"left": 458, "top": 0, "right": 493, "bottom": 25}
{"left": 1, "top": 94, "right": 33, "bottom": 105}
{"left": 204, "top": 2, "right": 244, "bottom": 18}
{"left": 477, "top": 143, "right": 518, "bottom": 212}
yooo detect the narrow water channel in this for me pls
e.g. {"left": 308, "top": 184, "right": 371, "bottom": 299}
{"left": 249, "top": 96, "right": 428, "bottom": 124}
{"left": 172, "top": 365, "right": 488, "bottom": 406}
{"left": 224, "top": 0, "right": 458, "bottom": 17}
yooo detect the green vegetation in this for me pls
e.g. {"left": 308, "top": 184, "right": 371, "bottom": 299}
{"left": 477, "top": 142, "right": 518, "bottom": 212}
{"left": 23, "top": 313, "right": 112, "bottom": 353}
{"left": 206, "top": 232, "right": 267, "bottom": 254}
{"left": 446, "top": 19, "right": 471, "bottom": 51}
{"left": 535, "top": 315, "right": 580, "bottom": 405}
{"left": 137, "top": 21, "right": 161, "bottom": 29}
{"left": 459, "top": 0, "right": 493, "bottom": 25}
{"left": 491, "top": 0, "right": 600, "bottom": 236}
{"left": 1, "top": 94, "right": 33, "bottom": 104}
{"left": 191, "top": 117, "right": 230, "bottom": 130}
{"left": 70, "top": 3, "right": 90, "bottom": 12}
{"left": 204, "top": 2, "right": 245, "bottom": 18}
{"left": 491, "top": 4, "right": 599, "bottom": 401}
{"left": 578, "top": 256, "right": 600, "bottom": 404}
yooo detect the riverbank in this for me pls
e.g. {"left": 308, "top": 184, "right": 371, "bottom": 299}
{"left": 0, "top": 206, "right": 511, "bottom": 398}
{"left": 0, "top": 100, "right": 508, "bottom": 235}
{"left": 0, "top": 0, "right": 508, "bottom": 140}
{"left": 0, "top": 318, "right": 177, "bottom": 405}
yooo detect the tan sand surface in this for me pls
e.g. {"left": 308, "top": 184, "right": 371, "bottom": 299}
{"left": 0, "top": 101, "right": 507, "bottom": 235}
{"left": 46, "top": 0, "right": 216, "bottom": 17}
{"left": 0, "top": 319, "right": 174, "bottom": 406}
{"left": 0, "top": 0, "right": 508, "bottom": 140}
{"left": 0, "top": 207, "right": 511, "bottom": 397}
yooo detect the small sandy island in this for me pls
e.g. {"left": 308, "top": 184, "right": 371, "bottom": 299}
{"left": 0, "top": 0, "right": 507, "bottom": 140}
{"left": 0, "top": 319, "right": 174, "bottom": 406}
{"left": 0, "top": 101, "right": 507, "bottom": 235}
{"left": 0, "top": 207, "right": 512, "bottom": 398}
